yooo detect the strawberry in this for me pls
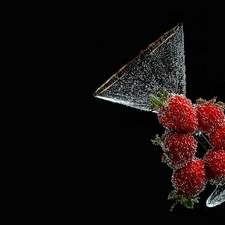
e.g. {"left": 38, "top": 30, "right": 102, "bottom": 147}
{"left": 203, "top": 148, "right": 225, "bottom": 185}
{"left": 161, "top": 130, "right": 197, "bottom": 169}
{"left": 195, "top": 97, "right": 225, "bottom": 134}
{"left": 168, "top": 158, "right": 207, "bottom": 211}
{"left": 150, "top": 91, "right": 198, "bottom": 134}
{"left": 209, "top": 125, "right": 225, "bottom": 149}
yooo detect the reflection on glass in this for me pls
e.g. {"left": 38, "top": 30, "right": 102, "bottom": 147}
{"left": 206, "top": 183, "right": 225, "bottom": 207}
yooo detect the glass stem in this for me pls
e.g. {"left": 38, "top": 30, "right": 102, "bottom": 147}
{"left": 193, "top": 130, "right": 213, "bottom": 151}
{"left": 193, "top": 131, "right": 225, "bottom": 208}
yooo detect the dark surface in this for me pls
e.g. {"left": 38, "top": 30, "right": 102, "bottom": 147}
{"left": 85, "top": 4, "right": 225, "bottom": 222}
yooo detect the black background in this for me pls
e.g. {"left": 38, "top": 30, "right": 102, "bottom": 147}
{"left": 83, "top": 4, "right": 225, "bottom": 222}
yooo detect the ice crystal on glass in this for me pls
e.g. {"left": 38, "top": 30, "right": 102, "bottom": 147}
{"left": 93, "top": 23, "right": 186, "bottom": 111}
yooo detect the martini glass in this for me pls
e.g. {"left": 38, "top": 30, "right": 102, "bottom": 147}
{"left": 93, "top": 23, "right": 225, "bottom": 208}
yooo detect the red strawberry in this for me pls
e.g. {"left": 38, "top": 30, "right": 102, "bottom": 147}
{"left": 209, "top": 125, "right": 225, "bottom": 149}
{"left": 162, "top": 131, "right": 197, "bottom": 169}
{"left": 168, "top": 158, "right": 207, "bottom": 211}
{"left": 171, "top": 158, "right": 207, "bottom": 196}
{"left": 203, "top": 148, "right": 225, "bottom": 185}
{"left": 150, "top": 91, "right": 198, "bottom": 134}
{"left": 195, "top": 97, "right": 225, "bottom": 134}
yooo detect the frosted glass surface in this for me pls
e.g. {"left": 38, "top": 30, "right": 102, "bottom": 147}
{"left": 93, "top": 23, "right": 186, "bottom": 111}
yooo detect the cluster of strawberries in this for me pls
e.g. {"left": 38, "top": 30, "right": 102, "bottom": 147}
{"left": 150, "top": 91, "right": 225, "bottom": 211}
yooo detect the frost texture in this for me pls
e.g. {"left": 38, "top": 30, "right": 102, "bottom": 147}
{"left": 206, "top": 183, "right": 225, "bottom": 207}
{"left": 93, "top": 23, "right": 186, "bottom": 111}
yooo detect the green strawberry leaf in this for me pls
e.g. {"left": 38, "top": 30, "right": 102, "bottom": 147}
{"left": 168, "top": 190, "right": 200, "bottom": 211}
